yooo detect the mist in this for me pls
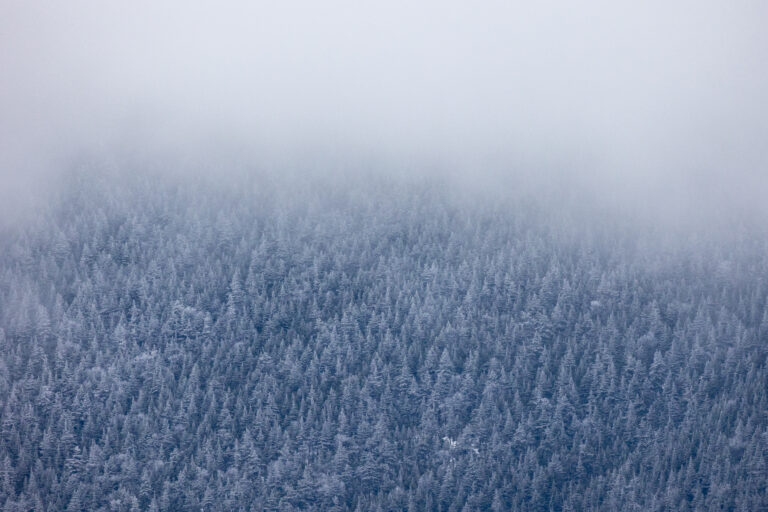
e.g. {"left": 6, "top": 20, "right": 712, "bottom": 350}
{"left": 2, "top": 0, "right": 767, "bottom": 223}
{"left": 5, "top": 4, "right": 768, "bottom": 509}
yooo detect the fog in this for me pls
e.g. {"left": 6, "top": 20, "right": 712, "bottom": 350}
{"left": 1, "top": 0, "right": 767, "bottom": 223}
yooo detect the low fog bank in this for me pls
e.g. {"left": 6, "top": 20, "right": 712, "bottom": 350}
{"left": 1, "top": 1, "right": 766, "bottom": 230}
{"left": 3, "top": 153, "right": 764, "bottom": 258}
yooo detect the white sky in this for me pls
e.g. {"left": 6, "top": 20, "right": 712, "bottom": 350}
{"left": 1, "top": 1, "right": 767, "bottom": 217}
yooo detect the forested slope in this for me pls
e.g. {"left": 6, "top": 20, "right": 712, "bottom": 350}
{"left": 1, "top": 172, "right": 767, "bottom": 510}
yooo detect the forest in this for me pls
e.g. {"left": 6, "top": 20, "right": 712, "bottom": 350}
{"left": 1, "top": 170, "right": 767, "bottom": 511}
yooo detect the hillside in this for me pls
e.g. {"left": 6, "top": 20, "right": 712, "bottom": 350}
{"left": 1, "top": 173, "right": 767, "bottom": 510}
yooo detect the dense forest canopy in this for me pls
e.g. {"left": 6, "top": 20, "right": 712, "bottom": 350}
{"left": 1, "top": 169, "right": 767, "bottom": 510}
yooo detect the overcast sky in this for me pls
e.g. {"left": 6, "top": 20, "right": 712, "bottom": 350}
{"left": 1, "top": 1, "right": 767, "bottom": 218}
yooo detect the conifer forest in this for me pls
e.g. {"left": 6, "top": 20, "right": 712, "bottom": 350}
{"left": 1, "top": 171, "right": 766, "bottom": 511}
